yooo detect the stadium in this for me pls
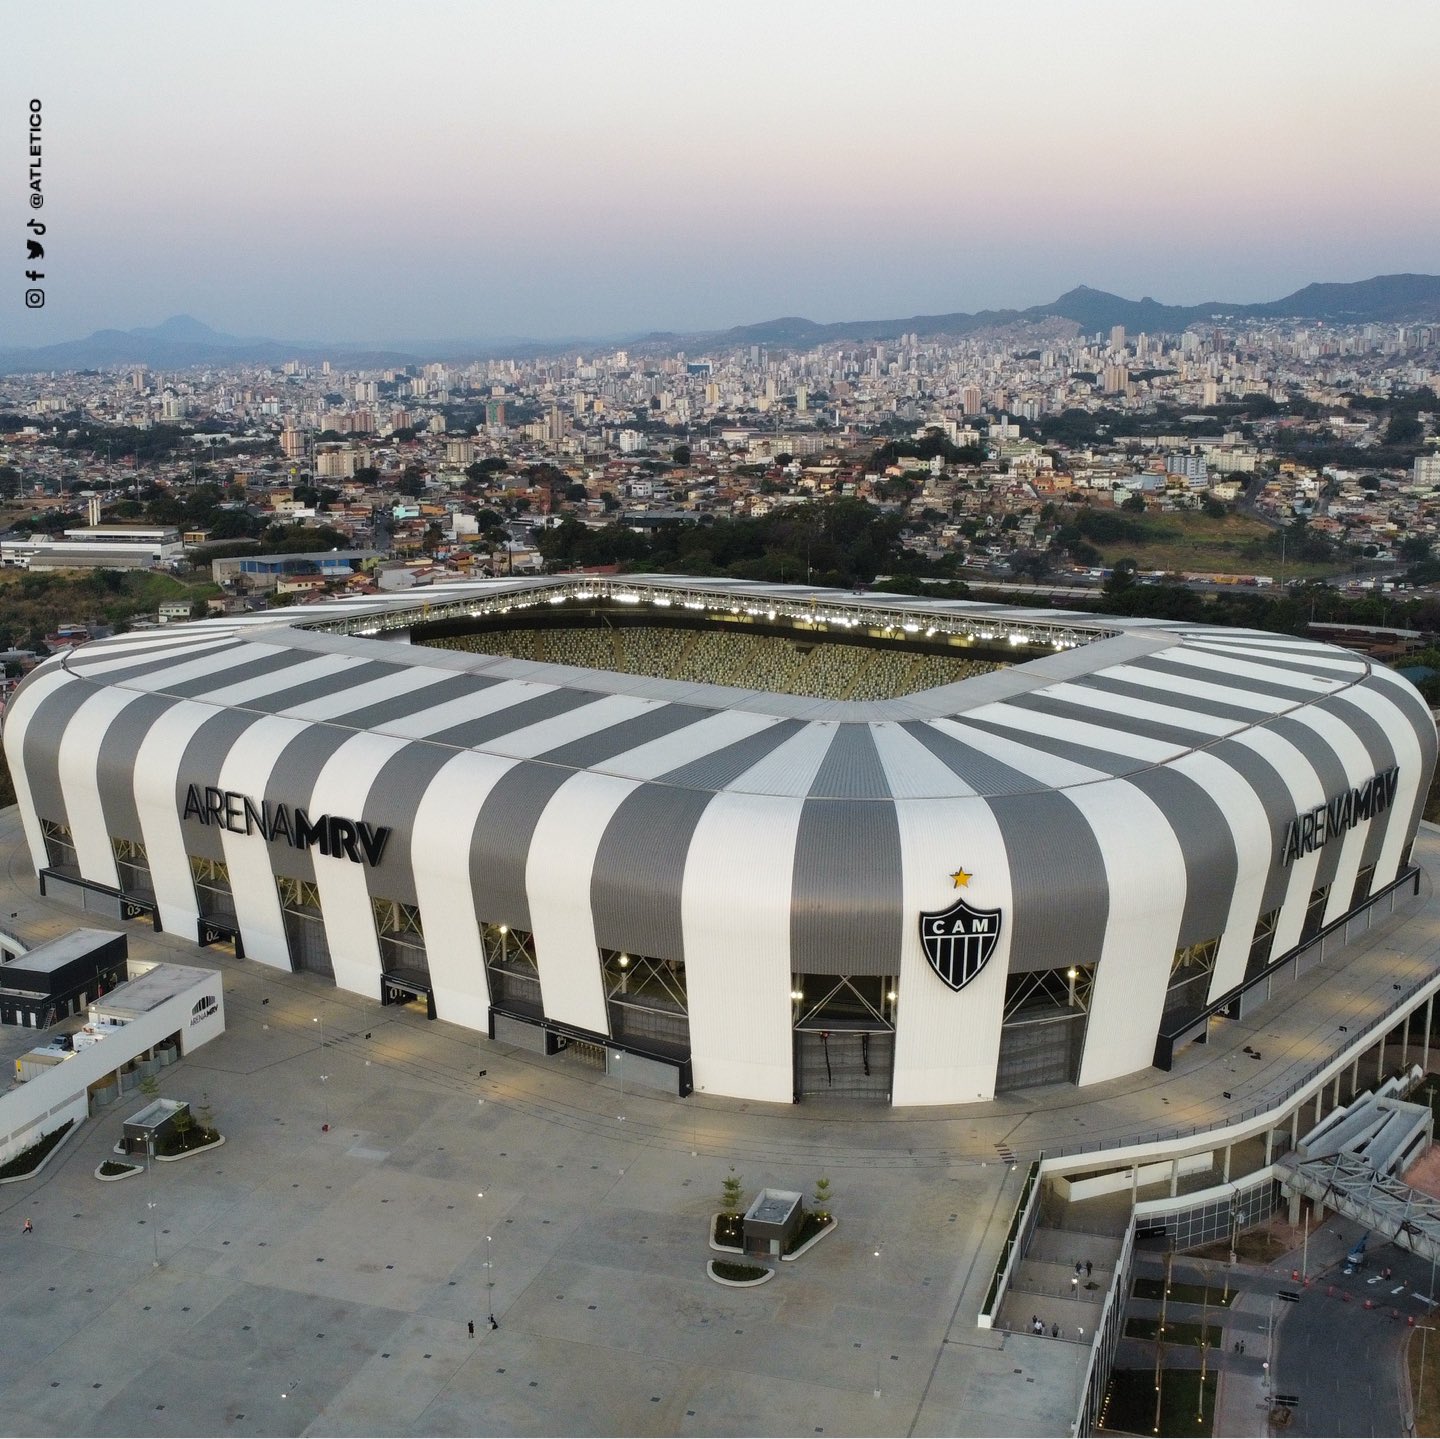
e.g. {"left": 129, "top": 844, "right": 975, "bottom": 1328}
{"left": 3, "top": 575, "right": 1435, "bottom": 1107}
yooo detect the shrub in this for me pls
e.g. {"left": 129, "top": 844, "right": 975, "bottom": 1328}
{"left": 721, "top": 1167, "right": 744, "bottom": 1218}
{"left": 712, "top": 1260, "right": 768, "bottom": 1282}
{"left": 0, "top": 1120, "right": 75, "bottom": 1180}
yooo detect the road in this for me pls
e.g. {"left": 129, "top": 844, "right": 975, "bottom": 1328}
{"left": 1273, "top": 1216, "right": 1436, "bottom": 1437}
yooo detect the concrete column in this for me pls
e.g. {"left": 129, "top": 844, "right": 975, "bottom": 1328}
{"left": 1265, "top": 1128, "right": 1274, "bottom": 1165}
{"left": 1290, "top": 1108, "right": 1300, "bottom": 1149}
{"left": 1333, "top": 1075, "right": 1343, "bottom": 1109}
{"left": 1403, "top": 1010, "right": 1411, "bottom": 1069}
{"left": 1426, "top": 994, "right": 1435, "bottom": 1074}
{"left": 1170, "top": 1157, "right": 1180, "bottom": 1197}
{"left": 1315, "top": 1091, "right": 1323, "bottom": 1126}
{"left": 1223, "top": 1144, "right": 1232, "bottom": 1182}
{"left": 1288, "top": 1189, "right": 1301, "bottom": 1225}
{"left": 1351, "top": 1057, "right": 1360, "bottom": 1097}
{"left": 1378, "top": 1032, "right": 1387, "bottom": 1084}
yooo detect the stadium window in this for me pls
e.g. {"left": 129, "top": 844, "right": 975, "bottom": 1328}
{"left": 601, "top": 949, "right": 690, "bottom": 1056}
{"left": 188, "top": 854, "right": 236, "bottom": 921}
{"left": 111, "top": 836, "right": 154, "bottom": 899}
{"left": 1299, "top": 885, "right": 1330, "bottom": 946}
{"left": 1245, "top": 907, "right": 1280, "bottom": 980}
{"left": 372, "top": 897, "right": 427, "bottom": 975}
{"left": 40, "top": 818, "right": 79, "bottom": 875}
{"left": 1349, "top": 864, "right": 1376, "bottom": 912}
{"left": 482, "top": 921, "right": 542, "bottom": 1015}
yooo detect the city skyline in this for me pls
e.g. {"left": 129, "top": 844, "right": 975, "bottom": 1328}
{"left": 4, "top": 0, "right": 1439, "bottom": 346}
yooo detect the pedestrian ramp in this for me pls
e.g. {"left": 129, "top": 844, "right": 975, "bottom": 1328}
{"left": 1294, "top": 1065, "right": 1430, "bottom": 1175}
{"left": 995, "top": 1226, "right": 1124, "bottom": 1343}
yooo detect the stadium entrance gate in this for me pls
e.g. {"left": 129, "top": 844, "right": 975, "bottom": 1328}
{"left": 277, "top": 877, "right": 333, "bottom": 980}
{"left": 791, "top": 974, "right": 895, "bottom": 1102}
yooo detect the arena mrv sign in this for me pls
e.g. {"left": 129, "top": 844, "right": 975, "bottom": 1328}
{"left": 1279, "top": 765, "right": 1399, "bottom": 867}
{"left": 182, "top": 784, "right": 392, "bottom": 867}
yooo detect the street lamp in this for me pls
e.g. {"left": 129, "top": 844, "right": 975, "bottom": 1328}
{"left": 1419, "top": 1325, "right": 1437, "bottom": 1415}
{"left": 486, "top": 1233, "right": 497, "bottom": 1328}
{"left": 873, "top": 1245, "right": 883, "bottom": 1398}
{"left": 146, "top": 1132, "right": 160, "bottom": 1267}
{"left": 314, "top": 1015, "right": 329, "bottom": 1131}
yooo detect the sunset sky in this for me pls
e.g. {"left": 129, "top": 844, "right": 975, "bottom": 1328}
{"left": 5, "top": 0, "right": 1439, "bottom": 345}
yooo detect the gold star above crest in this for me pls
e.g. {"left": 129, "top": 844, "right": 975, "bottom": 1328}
{"left": 950, "top": 867, "right": 973, "bottom": 889}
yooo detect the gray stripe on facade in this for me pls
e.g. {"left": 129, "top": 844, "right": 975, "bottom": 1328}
{"left": 60, "top": 638, "right": 251, "bottom": 686}
{"left": 808, "top": 724, "right": 893, "bottom": 800}
{"left": 1204, "top": 738, "right": 1298, "bottom": 914}
{"left": 173, "top": 709, "right": 265, "bottom": 863}
{"left": 358, "top": 742, "right": 459, "bottom": 909}
{"left": 537, "top": 703, "right": 711, "bottom": 770}
{"left": 663, "top": 719, "right": 804, "bottom": 790}
{"left": 1124, "top": 768, "right": 1235, "bottom": 948}
{"left": 1361, "top": 670, "right": 1438, "bottom": 867}
{"left": 162, "top": 649, "right": 320, "bottom": 699}
{"left": 1074, "top": 673, "right": 1269, "bottom": 725}
{"left": 427, "top": 687, "right": 597, "bottom": 749}
{"left": 327, "top": 673, "right": 494, "bottom": 730}
{"left": 242, "top": 660, "right": 401, "bottom": 716}
{"left": 1314, "top": 692, "right": 1400, "bottom": 877}
{"left": 1005, "top": 692, "right": 1214, "bottom": 749}
{"left": 261, "top": 725, "right": 361, "bottom": 887}
{"left": 790, "top": 797, "right": 902, "bottom": 976}
{"left": 591, "top": 784, "right": 716, "bottom": 959}
{"left": 20, "top": 673, "right": 99, "bottom": 830}
{"left": 94, "top": 692, "right": 177, "bottom": 850}
{"left": 902, "top": 721, "right": 1055, "bottom": 796}
{"left": 986, "top": 791, "right": 1110, "bottom": 977}
{"left": 955, "top": 715, "right": 1147, "bottom": 777}
{"left": 1127, "top": 655, "right": 1324, "bottom": 705}
{"left": 1267, "top": 718, "right": 1352, "bottom": 899}
{"left": 469, "top": 762, "right": 574, "bottom": 930}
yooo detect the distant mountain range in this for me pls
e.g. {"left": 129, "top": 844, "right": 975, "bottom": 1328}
{"left": 1, "top": 273, "right": 1438, "bottom": 375}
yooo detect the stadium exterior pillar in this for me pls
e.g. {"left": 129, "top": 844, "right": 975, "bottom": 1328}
{"left": 1426, "top": 994, "right": 1434, "bottom": 1073}
{"left": 1223, "top": 1144, "right": 1232, "bottom": 1182}
{"left": 1378, "top": 1031, "right": 1387, "bottom": 1085}
{"left": 1170, "top": 1158, "right": 1180, "bottom": 1197}
{"left": 1333, "top": 1074, "right": 1342, "bottom": 1110}
{"left": 1265, "top": 1128, "right": 1274, "bottom": 1165}
{"left": 1403, "top": 1011, "right": 1410, "bottom": 1070}
{"left": 1290, "top": 1107, "right": 1299, "bottom": 1150}
{"left": 1314, "top": 1091, "right": 1323, "bottom": 1127}
{"left": 1351, "top": 1056, "right": 1360, "bottom": 1097}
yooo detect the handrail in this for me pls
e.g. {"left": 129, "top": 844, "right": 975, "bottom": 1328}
{"left": 977, "top": 1158, "right": 1041, "bottom": 1326}
{"left": 1154, "top": 865, "right": 1421, "bottom": 1070}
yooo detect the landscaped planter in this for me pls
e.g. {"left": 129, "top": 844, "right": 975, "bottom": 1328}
{"left": 781, "top": 1216, "right": 837, "bottom": 1261}
{"left": 707, "top": 1259, "right": 774, "bottom": 1287}
{"left": 95, "top": 1160, "right": 144, "bottom": 1182}
{"left": 709, "top": 1214, "right": 745, "bottom": 1253}
{"left": 154, "top": 1133, "right": 225, "bottom": 1162}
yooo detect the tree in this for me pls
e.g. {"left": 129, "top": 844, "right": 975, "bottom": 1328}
{"left": 721, "top": 1167, "right": 744, "bottom": 1218}
{"left": 1104, "top": 557, "right": 1139, "bottom": 596}
{"left": 812, "top": 1176, "right": 832, "bottom": 1223}
{"left": 171, "top": 1105, "right": 195, "bottom": 1151}
{"left": 1398, "top": 535, "right": 1432, "bottom": 563}
{"left": 1121, "top": 491, "right": 1147, "bottom": 513}
{"left": 671, "top": 444, "right": 691, "bottom": 466}
{"left": 1201, "top": 495, "right": 1228, "bottom": 519}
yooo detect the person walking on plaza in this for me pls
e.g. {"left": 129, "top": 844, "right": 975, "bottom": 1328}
{"left": 468, "top": 1320, "right": 475, "bottom": 1338}
{"left": 22, "top": 1217, "right": 33, "bottom": 1235}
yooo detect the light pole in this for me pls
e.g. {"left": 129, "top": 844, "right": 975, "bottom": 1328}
{"left": 486, "top": 1233, "right": 496, "bottom": 1328}
{"left": 873, "top": 1244, "right": 883, "bottom": 1398}
{"left": 314, "top": 1014, "right": 329, "bottom": 1131}
{"left": 146, "top": 1132, "right": 160, "bottom": 1267}
{"left": 616, "top": 1050, "right": 625, "bottom": 1123}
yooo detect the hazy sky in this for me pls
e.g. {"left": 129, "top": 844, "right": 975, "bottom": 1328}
{"left": 5, "top": 0, "right": 1439, "bottom": 346}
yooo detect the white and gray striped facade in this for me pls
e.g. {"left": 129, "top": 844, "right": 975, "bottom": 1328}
{"left": 3, "top": 576, "right": 1434, "bottom": 1106}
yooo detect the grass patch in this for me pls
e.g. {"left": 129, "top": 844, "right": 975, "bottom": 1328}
{"left": 1409, "top": 1325, "right": 1440, "bottom": 1438}
{"left": 1123, "top": 1317, "right": 1224, "bottom": 1348}
{"left": 1087, "top": 510, "right": 1331, "bottom": 579}
{"left": 713, "top": 1213, "right": 743, "bottom": 1248}
{"left": 0, "top": 1119, "right": 75, "bottom": 1180}
{"left": 1133, "top": 1276, "right": 1237, "bottom": 1308}
{"left": 711, "top": 1260, "right": 768, "bottom": 1282}
{"left": 1103, "top": 1367, "right": 1216, "bottom": 1436}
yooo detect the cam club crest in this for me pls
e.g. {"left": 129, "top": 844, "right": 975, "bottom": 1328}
{"left": 919, "top": 866, "right": 1002, "bottom": 992}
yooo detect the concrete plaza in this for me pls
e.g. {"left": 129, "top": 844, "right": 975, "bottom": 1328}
{"left": 3, "top": 808, "right": 1440, "bottom": 1435}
